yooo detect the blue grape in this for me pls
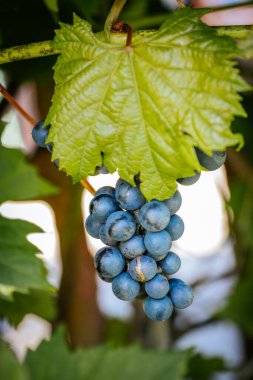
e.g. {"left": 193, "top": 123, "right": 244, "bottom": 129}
{"left": 195, "top": 148, "right": 226, "bottom": 171}
{"left": 143, "top": 296, "right": 173, "bottom": 321}
{"left": 32, "top": 121, "right": 51, "bottom": 148}
{"left": 95, "top": 186, "right": 115, "bottom": 198}
{"left": 53, "top": 159, "right": 59, "bottom": 168}
{"left": 177, "top": 171, "right": 201, "bottom": 186}
{"left": 105, "top": 211, "right": 136, "bottom": 241}
{"left": 46, "top": 142, "right": 53, "bottom": 154}
{"left": 163, "top": 190, "right": 182, "bottom": 215}
{"left": 85, "top": 215, "right": 103, "bottom": 239}
{"left": 115, "top": 178, "right": 146, "bottom": 211}
{"left": 94, "top": 247, "right": 125, "bottom": 279}
{"left": 158, "top": 251, "right": 181, "bottom": 275}
{"left": 95, "top": 166, "right": 109, "bottom": 175}
{"left": 119, "top": 235, "right": 145, "bottom": 259}
{"left": 169, "top": 278, "right": 193, "bottom": 309}
{"left": 99, "top": 225, "right": 118, "bottom": 246}
{"left": 128, "top": 256, "right": 157, "bottom": 282}
{"left": 145, "top": 274, "right": 170, "bottom": 299}
{"left": 137, "top": 200, "right": 170, "bottom": 232}
{"left": 144, "top": 230, "right": 172, "bottom": 260}
{"left": 89, "top": 194, "right": 119, "bottom": 222}
{"left": 165, "top": 215, "right": 184, "bottom": 241}
{"left": 112, "top": 272, "right": 140, "bottom": 301}
{"left": 97, "top": 271, "right": 114, "bottom": 283}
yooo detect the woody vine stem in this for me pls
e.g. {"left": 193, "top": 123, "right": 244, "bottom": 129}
{"left": 0, "top": 0, "right": 251, "bottom": 64}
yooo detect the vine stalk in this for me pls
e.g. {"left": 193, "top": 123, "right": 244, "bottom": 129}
{"left": 0, "top": 40, "right": 59, "bottom": 65}
{"left": 104, "top": 0, "right": 128, "bottom": 40}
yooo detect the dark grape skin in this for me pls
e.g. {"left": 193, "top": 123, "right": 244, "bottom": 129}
{"left": 105, "top": 211, "right": 136, "bottom": 242}
{"left": 99, "top": 224, "right": 118, "bottom": 246}
{"left": 95, "top": 186, "right": 115, "bottom": 198}
{"left": 177, "top": 171, "right": 201, "bottom": 186}
{"left": 94, "top": 247, "right": 125, "bottom": 279}
{"left": 89, "top": 194, "right": 119, "bottom": 223}
{"left": 145, "top": 274, "right": 170, "bottom": 299}
{"left": 112, "top": 272, "right": 140, "bottom": 301}
{"left": 137, "top": 200, "right": 170, "bottom": 232}
{"left": 95, "top": 166, "right": 109, "bottom": 175}
{"left": 128, "top": 256, "right": 157, "bottom": 282}
{"left": 143, "top": 296, "right": 173, "bottom": 321}
{"left": 85, "top": 215, "right": 103, "bottom": 239}
{"left": 163, "top": 190, "right": 182, "bottom": 215}
{"left": 169, "top": 278, "right": 193, "bottom": 309}
{"left": 144, "top": 230, "right": 172, "bottom": 260}
{"left": 115, "top": 178, "right": 146, "bottom": 211}
{"left": 119, "top": 235, "right": 145, "bottom": 259}
{"left": 195, "top": 148, "right": 226, "bottom": 171}
{"left": 158, "top": 251, "right": 181, "bottom": 275}
{"left": 32, "top": 121, "right": 51, "bottom": 149}
{"left": 165, "top": 215, "right": 184, "bottom": 241}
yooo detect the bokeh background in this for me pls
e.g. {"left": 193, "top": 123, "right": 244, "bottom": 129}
{"left": 0, "top": 1, "right": 253, "bottom": 379}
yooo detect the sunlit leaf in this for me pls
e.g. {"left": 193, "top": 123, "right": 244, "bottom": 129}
{"left": 47, "top": 7, "right": 249, "bottom": 199}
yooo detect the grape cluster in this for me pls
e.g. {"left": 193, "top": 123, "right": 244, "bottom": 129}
{"left": 86, "top": 150, "right": 227, "bottom": 321}
{"left": 86, "top": 179, "right": 191, "bottom": 321}
{"left": 31, "top": 121, "right": 226, "bottom": 321}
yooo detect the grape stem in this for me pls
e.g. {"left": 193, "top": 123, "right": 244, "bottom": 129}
{"left": 0, "top": 40, "right": 59, "bottom": 65}
{"left": 80, "top": 179, "right": 96, "bottom": 195}
{"left": 176, "top": 0, "right": 186, "bottom": 8}
{"left": 112, "top": 21, "right": 133, "bottom": 47}
{"left": 0, "top": 83, "right": 37, "bottom": 126}
{"left": 0, "top": 83, "right": 95, "bottom": 196}
{"left": 104, "top": 0, "right": 128, "bottom": 40}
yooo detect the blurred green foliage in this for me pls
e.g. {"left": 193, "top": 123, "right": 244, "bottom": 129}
{"left": 0, "top": 1, "right": 253, "bottom": 379}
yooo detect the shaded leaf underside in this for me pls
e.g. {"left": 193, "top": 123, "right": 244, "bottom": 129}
{"left": 47, "top": 7, "right": 249, "bottom": 199}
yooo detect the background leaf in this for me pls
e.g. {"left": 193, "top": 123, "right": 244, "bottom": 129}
{"left": 46, "top": 7, "right": 249, "bottom": 200}
{"left": 0, "top": 144, "right": 58, "bottom": 204}
{"left": 0, "top": 289, "right": 56, "bottom": 326}
{"left": 0, "top": 340, "right": 29, "bottom": 380}
{"left": 24, "top": 327, "right": 191, "bottom": 380}
{"left": 0, "top": 216, "right": 52, "bottom": 296}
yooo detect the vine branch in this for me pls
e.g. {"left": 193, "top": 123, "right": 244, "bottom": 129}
{"left": 0, "top": 40, "right": 60, "bottom": 65}
{"left": 104, "top": 0, "right": 128, "bottom": 40}
{"left": 215, "top": 25, "right": 253, "bottom": 39}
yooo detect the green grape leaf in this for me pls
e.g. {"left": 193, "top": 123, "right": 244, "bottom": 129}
{"left": 47, "top": 7, "right": 249, "bottom": 200}
{"left": 25, "top": 327, "right": 191, "bottom": 380}
{"left": 0, "top": 340, "right": 29, "bottom": 380}
{"left": 239, "top": 28, "right": 253, "bottom": 59}
{"left": 0, "top": 144, "right": 58, "bottom": 204}
{"left": 187, "top": 353, "right": 226, "bottom": 380}
{"left": 0, "top": 216, "right": 53, "bottom": 300}
{"left": 0, "top": 289, "right": 56, "bottom": 326}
